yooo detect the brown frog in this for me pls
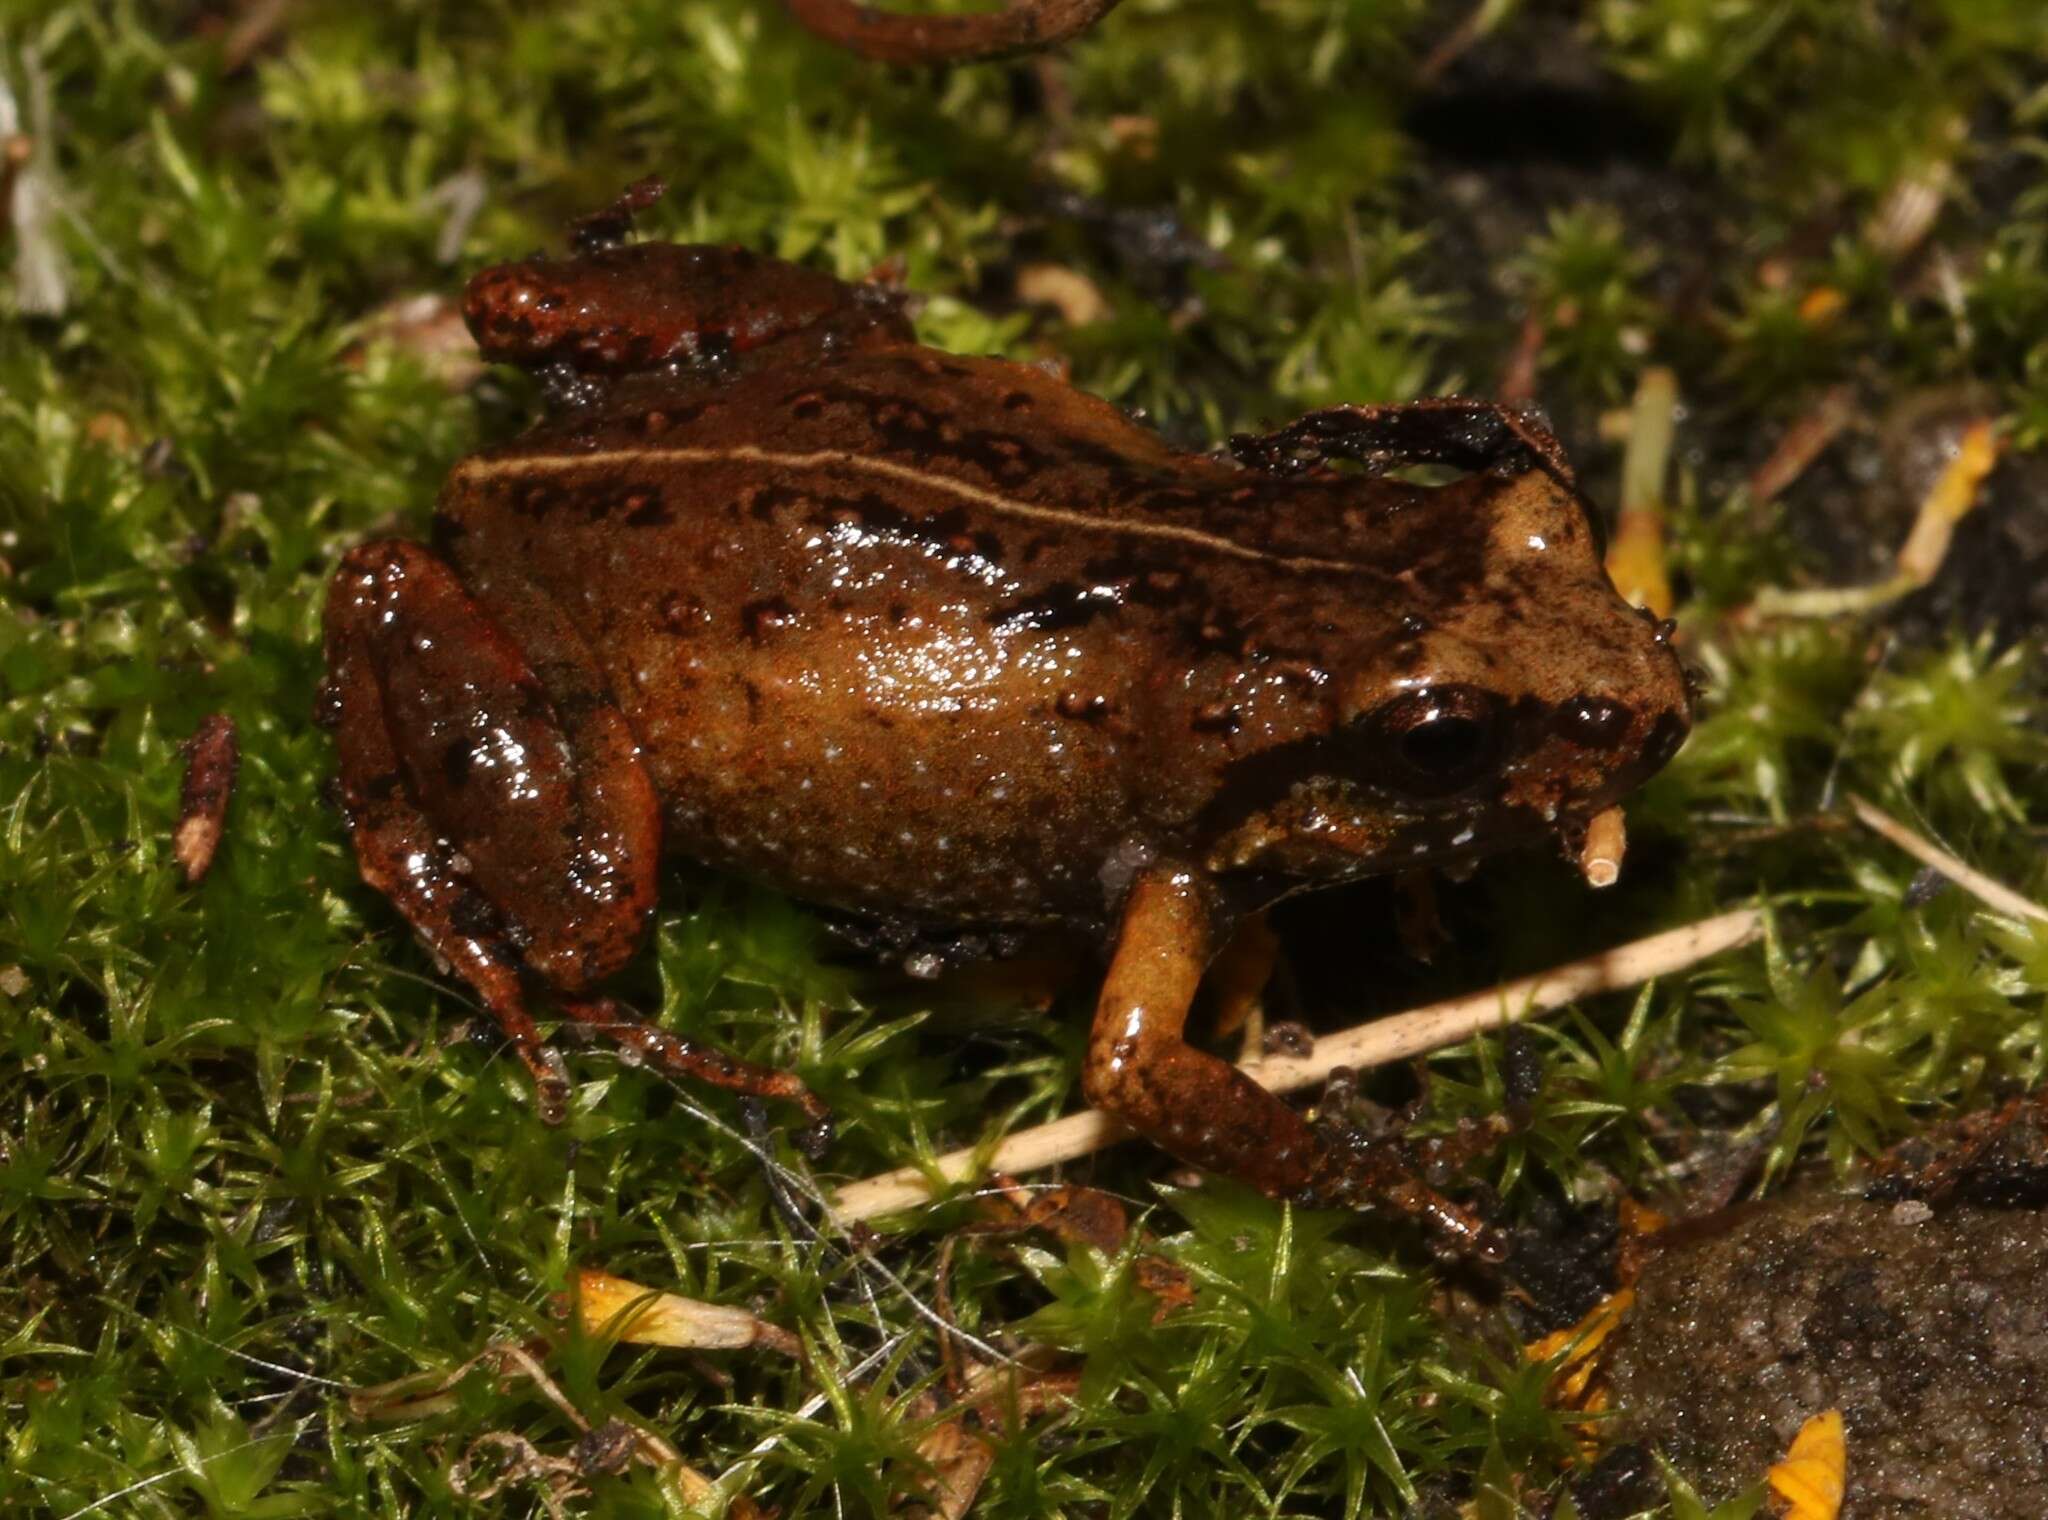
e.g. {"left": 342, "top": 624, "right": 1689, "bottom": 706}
{"left": 321, "top": 188, "right": 1691, "bottom": 1235}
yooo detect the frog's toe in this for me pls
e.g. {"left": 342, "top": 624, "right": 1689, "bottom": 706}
{"left": 1304, "top": 1112, "right": 1508, "bottom": 1263}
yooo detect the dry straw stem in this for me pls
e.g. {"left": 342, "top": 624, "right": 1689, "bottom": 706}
{"left": 1604, "top": 365, "right": 1678, "bottom": 618}
{"left": 1750, "top": 416, "right": 1999, "bottom": 617}
{"left": 832, "top": 906, "right": 1764, "bottom": 1222}
{"left": 1848, "top": 794, "right": 2048, "bottom": 924}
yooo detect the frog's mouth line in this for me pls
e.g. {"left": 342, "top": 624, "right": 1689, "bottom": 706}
{"left": 1205, "top": 780, "right": 1636, "bottom": 901}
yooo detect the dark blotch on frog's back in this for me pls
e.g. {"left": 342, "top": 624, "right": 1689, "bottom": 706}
{"left": 987, "top": 552, "right": 1213, "bottom": 636}
{"left": 443, "top": 738, "right": 475, "bottom": 789}
{"left": 790, "top": 378, "right": 1061, "bottom": 488}
{"left": 622, "top": 488, "right": 673, "bottom": 527}
{"left": 512, "top": 477, "right": 573, "bottom": 521}
{"left": 1056, "top": 691, "right": 1115, "bottom": 723}
{"left": 740, "top": 596, "right": 798, "bottom": 645}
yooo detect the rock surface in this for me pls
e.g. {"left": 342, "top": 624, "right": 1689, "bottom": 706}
{"left": 1608, "top": 1193, "right": 2048, "bottom": 1518}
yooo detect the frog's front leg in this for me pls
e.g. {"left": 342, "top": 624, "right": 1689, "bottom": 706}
{"left": 1228, "top": 396, "right": 1572, "bottom": 484}
{"left": 1085, "top": 868, "right": 1503, "bottom": 1257}
{"left": 323, "top": 541, "right": 825, "bottom": 1133}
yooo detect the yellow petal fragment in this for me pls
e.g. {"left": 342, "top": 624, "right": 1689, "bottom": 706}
{"left": 1797, "top": 287, "right": 1847, "bottom": 325}
{"left": 1526, "top": 1286, "right": 1635, "bottom": 1420}
{"left": 1767, "top": 1408, "right": 1846, "bottom": 1520}
{"left": 576, "top": 1268, "right": 771, "bottom": 1351}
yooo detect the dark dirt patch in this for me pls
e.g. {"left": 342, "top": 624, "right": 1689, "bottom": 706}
{"left": 1608, "top": 1192, "right": 2048, "bottom": 1517}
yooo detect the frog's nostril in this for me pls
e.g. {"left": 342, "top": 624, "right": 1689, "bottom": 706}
{"left": 1554, "top": 695, "right": 1631, "bottom": 750}
{"left": 1641, "top": 709, "right": 1690, "bottom": 773}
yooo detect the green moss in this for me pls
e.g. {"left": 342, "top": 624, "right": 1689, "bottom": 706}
{"left": 2, "top": 2, "right": 2044, "bottom": 1516}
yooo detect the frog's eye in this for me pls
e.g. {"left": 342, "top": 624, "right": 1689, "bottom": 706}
{"left": 1367, "top": 686, "right": 1504, "bottom": 798}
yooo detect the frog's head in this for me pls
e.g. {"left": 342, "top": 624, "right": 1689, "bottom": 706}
{"left": 1200, "top": 469, "right": 1693, "bottom": 890}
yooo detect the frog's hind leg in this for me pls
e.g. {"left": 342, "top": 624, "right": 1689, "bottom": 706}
{"left": 1082, "top": 871, "right": 1324, "bottom": 1196}
{"left": 1228, "top": 397, "right": 1572, "bottom": 484}
{"left": 321, "top": 542, "right": 631, "bottom": 1110}
{"left": 322, "top": 543, "right": 591, "bottom": 1118}
{"left": 326, "top": 539, "right": 830, "bottom": 1130}
{"left": 1084, "top": 867, "right": 1504, "bottom": 1259}
{"left": 558, "top": 995, "right": 832, "bottom": 1155}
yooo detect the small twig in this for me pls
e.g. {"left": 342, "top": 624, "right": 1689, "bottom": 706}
{"left": 220, "top": 0, "right": 294, "bottom": 74}
{"left": 1745, "top": 384, "right": 1854, "bottom": 507}
{"left": 174, "top": 712, "right": 238, "bottom": 884}
{"left": 423, "top": 168, "right": 488, "bottom": 265}
{"left": 831, "top": 907, "right": 1764, "bottom": 1221}
{"left": 1847, "top": 795, "right": 2048, "bottom": 924}
{"left": 1494, "top": 309, "right": 1546, "bottom": 408}
{"left": 782, "top": 0, "right": 1122, "bottom": 64}
{"left": 1865, "top": 150, "right": 1955, "bottom": 261}
{"left": 1414, "top": 0, "right": 1519, "bottom": 87}
{"left": 1577, "top": 807, "right": 1627, "bottom": 889}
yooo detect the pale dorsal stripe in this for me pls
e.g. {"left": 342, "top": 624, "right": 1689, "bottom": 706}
{"left": 454, "top": 443, "right": 1363, "bottom": 574}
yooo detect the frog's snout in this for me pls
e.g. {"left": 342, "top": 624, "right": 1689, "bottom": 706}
{"left": 1516, "top": 632, "right": 1694, "bottom": 863}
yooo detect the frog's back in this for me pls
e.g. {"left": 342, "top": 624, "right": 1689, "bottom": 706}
{"left": 432, "top": 346, "right": 1457, "bottom": 930}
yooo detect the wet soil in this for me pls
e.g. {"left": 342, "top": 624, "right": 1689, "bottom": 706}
{"left": 1606, "top": 1192, "right": 2048, "bottom": 1518}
